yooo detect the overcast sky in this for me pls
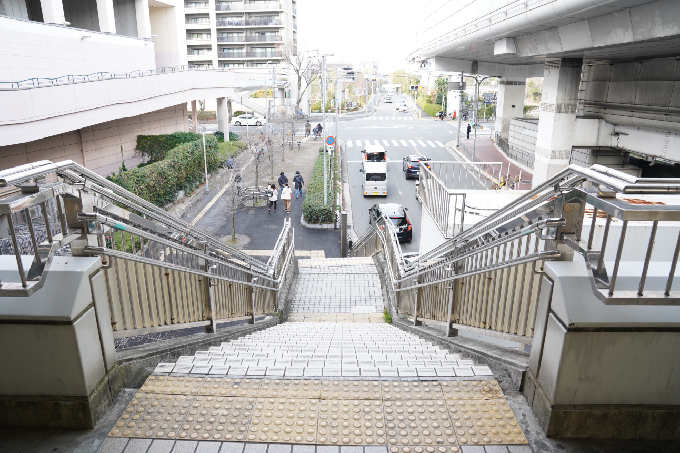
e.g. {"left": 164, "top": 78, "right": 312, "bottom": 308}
{"left": 296, "top": 0, "right": 418, "bottom": 73}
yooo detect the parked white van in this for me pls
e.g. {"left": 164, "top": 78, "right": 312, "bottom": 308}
{"left": 360, "top": 161, "right": 388, "bottom": 197}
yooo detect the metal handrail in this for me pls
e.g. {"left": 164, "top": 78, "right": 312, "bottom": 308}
{"left": 351, "top": 164, "right": 680, "bottom": 340}
{"left": 0, "top": 64, "right": 270, "bottom": 91}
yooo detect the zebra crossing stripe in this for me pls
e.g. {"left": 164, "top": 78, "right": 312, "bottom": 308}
{"left": 400, "top": 140, "right": 407, "bottom": 146}
{"left": 426, "top": 141, "right": 436, "bottom": 147}
{"left": 347, "top": 140, "right": 353, "bottom": 147}
{"left": 391, "top": 140, "right": 399, "bottom": 146}
{"left": 408, "top": 140, "right": 417, "bottom": 146}
{"left": 355, "top": 140, "right": 361, "bottom": 147}
{"left": 382, "top": 140, "right": 389, "bottom": 146}
{"left": 435, "top": 141, "right": 444, "bottom": 147}
{"left": 417, "top": 140, "right": 427, "bottom": 147}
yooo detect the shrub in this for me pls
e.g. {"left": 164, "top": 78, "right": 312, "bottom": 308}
{"left": 384, "top": 308, "right": 392, "bottom": 324}
{"left": 111, "top": 135, "right": 221, "bottom": 207}
{"left": 417, "top": 96, "right": 442, "bottom": 117}
{"left": 303, "top": 152, "right": 338, "bottom": 224}
{"left": 229, "top": 132, "right": 240, "bottom": 142}
{"left": 136, "top": 132, "right": 203, "bottom": 163}
{"left": 218, "top": 141, "right": 247, "bottom": 160}
{"left": 233, "top": 110, "right": 246, "bottom": 117}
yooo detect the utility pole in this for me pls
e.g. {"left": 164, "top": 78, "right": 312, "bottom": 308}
{"left": 471, "top": 75, "right": 490, "bottom": 163}
{"left": 272, "top": 64, "right": 276, "bottom": 118}
{"left": 457, "top": 71, "right": 463, "bottom": 147}
{"left": 322, "top": 53, "right": 334, "bottom": 205}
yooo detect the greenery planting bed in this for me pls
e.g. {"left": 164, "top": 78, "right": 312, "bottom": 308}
{"left": 302, "top": 148, "right": 340, "bottom": 224}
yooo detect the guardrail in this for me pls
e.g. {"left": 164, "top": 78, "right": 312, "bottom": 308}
{"left": 0, "top": 160, "right": 295, "bottom": 335}
{"left": 351, "top": 164, "right": 680, "bottom": 342}
{"left": 216, "top": 1, "right": 281, "bottom": 11}
{"left": 494, "top": 132, "right": 535, "bottom": 169}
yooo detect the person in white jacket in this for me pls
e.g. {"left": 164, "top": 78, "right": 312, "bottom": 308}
{"left": 281, "top": 184, "right": 293, "bottom": 213}
{"left": 267, "top": 184, "right": 277, "bottom": 213}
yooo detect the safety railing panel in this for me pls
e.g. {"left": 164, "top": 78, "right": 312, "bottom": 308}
{"left": 352, "top": 162, "right": 680, "bottom": 343}
{"left": 0, "top": 160, "right": 295, "bottom": 335}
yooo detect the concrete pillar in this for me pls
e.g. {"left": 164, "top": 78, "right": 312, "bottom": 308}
{"left": 96, "top": 0, "right": 116, "bottom": 33}
{"left": 533, "top": 58, "right": 583, "bottom": 186}
{"left": 276, "top": 87, "right": 285, "bottom": 114}
{"left": 217, "top": 97, "right": 230, "bottom": 139}
{"left": 135, "top": 0, "right": 152, "bottom": 38}
{"left": 191, "top": 100, "right": 197, "bottom": 133}
{"left": 495, "top": 78, "right": 526, "bottom": 140}
{"left": 40, "top": 0, "right": 65, "bottom": 24}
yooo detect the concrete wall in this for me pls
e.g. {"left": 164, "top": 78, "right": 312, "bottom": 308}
{"left": 0, "top": 103, "right": 186, "bottom": 176}
{"left": 149, "top": 1, "right": 186, "bottom": 68}
{"left": 113, "top": 0, "right": 138, "bottom": 37}
{"left": 0, "top": 15, "right": 155, "bottom": 81}
{"left": 508, "top": 118, "right": 538, "bottom": 155}
{"left": 62, "top": 0, "right": 100, "bottom": 32}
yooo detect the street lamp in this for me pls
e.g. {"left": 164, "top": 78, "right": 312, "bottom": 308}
{"left": 199, "top": 125, "right": 209, "bottom": 191}
{"left": 321, "top": 53, "right": 334, "bottom": 205}
{"left": 265, "top": 61, "right": 272, "bottom": 119}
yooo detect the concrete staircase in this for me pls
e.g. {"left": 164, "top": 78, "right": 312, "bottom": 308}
{"left": 100, "top": 258, "right": 529, "bottom": 452}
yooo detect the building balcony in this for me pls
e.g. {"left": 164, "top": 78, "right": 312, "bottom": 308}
{"left": 185, "top": 1, "right": 209, "bottom": 9}
{"left": 293, "top": 23, "right": 297, "bottom": 30}
{"left": 217, "top": 34, "right": 282, "bottom": 43}
{"left": 245, "top": 51, "right": 283, "bottom": 59}
{"left": 216, "top": 18, "right": 282, "bottom": 27}
{"left": 218, "top": 52, "right": 247, "bottom": 59}
{"left": 216, "top": 1, "right": 281, "bottom": 12}
{"left": 185, "top": 18, "right": 211, "bottom": 26}
{"left": 293, "top": 8, "right": 297, "bottom": 16}
{"left": 217, "top": 35, "right": 246, "bottom": 43}
{"left": 186, "top": 34, "right": 212, "bottom": 42}
{"left": 187, "top": 50, "right": 213, "bottom": 56}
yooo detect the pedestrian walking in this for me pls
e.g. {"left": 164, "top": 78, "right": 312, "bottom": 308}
{"left": 281, "top": 184, "right": 292, "bottom": 213}
{"left": 293, "top": 171, "right": 304, "bottom": 199}
{"left": 277, "top": 171, "right": 288, "bottom": 194}
{"left": 466, "top": 123, "right": 472, "bottom": 139}
{"left": 234, "top": 171, "right": 243, "bottom": 195}
{"left": 267, "top": 184, "right": 277, "bottom": 213}
{"left": 305, "top": 121, "right": 311, "bottom": 137}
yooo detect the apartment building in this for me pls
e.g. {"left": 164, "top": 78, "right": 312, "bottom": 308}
{"left": 185, "top": 0, "right": 297, "bottom": 69}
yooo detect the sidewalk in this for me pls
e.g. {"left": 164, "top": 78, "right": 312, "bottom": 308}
{"left": 456, "top": 137, "right": 533, "bottom": 190}
{"left": 190, "top": 137, "right": 341, "bottom": 258}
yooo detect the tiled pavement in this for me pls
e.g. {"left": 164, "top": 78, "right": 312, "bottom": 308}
{"left": 101, "top": 258, "right": 528, "bottom": 453}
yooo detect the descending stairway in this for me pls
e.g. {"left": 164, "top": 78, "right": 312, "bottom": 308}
{"left": 103, "top": 258, "right": 529, "bottom": 452}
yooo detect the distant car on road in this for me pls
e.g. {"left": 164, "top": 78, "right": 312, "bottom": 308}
{"left": 402, "top": 155, "right": 432, "bottom": 180}
{"left": 231, "top": 114, "right": 264, "bottom": 126}
{"left": 385, "top": 97, "right": 393, "bottom": 103}
{"left": 368, "top": 203, "right": 413, "bottom": 242}
{"left": 398, "top": 103, "right": 408, "bottom": 112}
{"left": 362, "top": 144, "right": 387, "bottom": 162}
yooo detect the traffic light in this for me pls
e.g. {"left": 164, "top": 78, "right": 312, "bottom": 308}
{"left": 410, "top": 85, "right": 419, "bottom": 91}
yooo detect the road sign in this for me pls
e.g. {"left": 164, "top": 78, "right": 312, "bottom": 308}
{"left": 327, "top": 145, "right": 335, "bottom": 152}
{"left": 326, "top": 136, "right": 336, "bottom": 146}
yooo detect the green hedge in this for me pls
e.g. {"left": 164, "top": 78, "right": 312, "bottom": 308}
{"left": 136, "top": 132, "right": 203, "bottom": 163}
{"left": 111, "top": 135, "right": 221, "bottom": 207}
{"left": 303, "top": 152, "right": 338, "bottom": 224}
{"left": 417, "top": 97, "right": 442, "bottom": 117}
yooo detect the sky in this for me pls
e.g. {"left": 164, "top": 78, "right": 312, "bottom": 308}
{"left": 295, "top": 0, "right": 418, "bottom": 74}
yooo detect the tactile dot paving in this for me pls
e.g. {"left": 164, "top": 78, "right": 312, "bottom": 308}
{"left": 140, "top": 376, "right": 206, "bottom": 395}
{"left": 446, "top": 399, "right": 527, "bottom": 445}
{"left": 178, "top": 396, "right": 254, "bottom": 441}
{"left": 321, "top": 381, "right": 384, "bottom": 400}
{"left": 317, "top": 399, "right": 386, "bottom": 446}
{"left": 257, "top": 380, "right": 322, "bottom": 398}
{"left": 248, "top": 398, "right": 318, "bottom": 443}
{"left": 438, "top": 381, "right": 504, "bottom": 400}
{"left": 388, "top": 447, "right": 460, "bottom": 453}
{"left": 381, "top": 382, "right": 444, "bottom": 400}
{"left": 109, "top": 392, "right": 192, "bottom": 438}
{"left": 196, "top": 378, "right": 261, "bottom": 397}
{"left": 384, "top": 400, "right": 456, "bottom": 447}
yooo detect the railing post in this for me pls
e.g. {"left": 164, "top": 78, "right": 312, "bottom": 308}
{"left": 249, "top": 267, "right": 257, "bottom": 324}
{"left": 341, "top": 211, "right": 348, "bottom": 257}
{"left": 445, "top": 261, "right": 461, "bottom": 337}
{"left": 413, "top": 270, "right": 422, "bottom": 326}
{"left": 201, "top": 241, "right": 217, "bottom": 333}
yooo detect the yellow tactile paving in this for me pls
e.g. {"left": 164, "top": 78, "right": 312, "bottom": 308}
{"left": 381, "top": 381, "right": 444, "bottom": 400}
{"left": 248, "top": 398, "right": 319, "bottom": 444}
{"left": 257, "top": 379, "right": 322, "bottom": 398}
{"left": 109, "top": 393, "right": 192, "bottom": 438}
{"left": 439, "top": 380, "right": 504, "bottom": 400}
{"left": 446, "top": 399, "right": 527, "bottom": 445}
{"left": 110, "top": 380, "right": 528, "bottom": 447}
{"left": 384, "top": 400, "right": 456, "bottom": 448}
{"left": 178, "top": 396, "right": 255, "bottom": 441}
{"left": 317, "top": 399, "right": 386, "bottom": 446}
{"left": 321, "top": 380, "right": 384, "bottom": 400}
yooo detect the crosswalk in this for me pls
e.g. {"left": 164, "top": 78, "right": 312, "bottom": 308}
{"left": 361, "top": 116, "right": 416, "bottom": 121}
{"left": 346, "top": 139, "right": 445, "bottom": 148}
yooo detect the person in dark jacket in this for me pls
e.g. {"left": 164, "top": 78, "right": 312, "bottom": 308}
{"left": 293, "top": 171, "right": 304, "bottom": 199}
{"left": 466, "top": 123, "right": 472, "bottom": 139}
{"left": 277, "top": 172, "right": 288, "bottom": 194}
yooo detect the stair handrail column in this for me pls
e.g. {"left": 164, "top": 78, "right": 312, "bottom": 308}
{"left": 200, "top": 240, "right": 217, "bottom": 333}
{"left": 249, "top": 263, "right": 257, "bottom": 324}
{"left": 445, "top": 260, "right": 462, "bottom": 337}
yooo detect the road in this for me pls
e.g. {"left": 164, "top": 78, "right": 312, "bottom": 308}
{"left": 340, "top": 94, "right": 469, "bottom": 254}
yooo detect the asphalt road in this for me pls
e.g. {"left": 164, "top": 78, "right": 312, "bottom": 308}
{"left": 341, "top": 94, "right": 472, "bottom": 254}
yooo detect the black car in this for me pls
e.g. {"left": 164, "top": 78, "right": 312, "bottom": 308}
{"left": 402, "top": 155, "right": 431, "bottom": 180}
{"left": 368, "top": 203, "right": 412, "bottom": 242}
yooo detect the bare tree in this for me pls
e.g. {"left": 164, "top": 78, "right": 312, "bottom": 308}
{"left": 282, "top": 47, "right": 320, "bottom": 115}
{"left": 198, "top": 100, "right": 206, "bottom": 112}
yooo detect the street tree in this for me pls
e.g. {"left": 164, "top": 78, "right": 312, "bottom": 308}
{"left": 282, "top": 47, "right": 320, "bottom": 115}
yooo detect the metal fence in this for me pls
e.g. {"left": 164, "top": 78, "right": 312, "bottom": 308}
{"left": 351, "top": 163, "right": 680, "bottom": 342}
{"left": 494, "top": 132, "right": 535, "bottom": 169}
{"left": 0, "top": 160, "right": 295, "bottom": 335}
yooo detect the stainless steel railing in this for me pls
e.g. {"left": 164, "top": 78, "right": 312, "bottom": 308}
{"left": 0, "top": 160, "right": 295, "bottom": 335}
{"left": 351, "top": 164, "right": 680, "bottom": 342}
{"left": 494, "top": 131, "right": 535, "bottom": 169}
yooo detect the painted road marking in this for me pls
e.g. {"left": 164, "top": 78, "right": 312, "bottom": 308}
{"left": 408, "top": 140, "right": 417, "bottom": 146}
{"left": 391, "top": 140, "right": 399, "bottom": 146}
{"left": 400, "top": 140, "right": 408, "bottom": 146}
{"left": 417, "top": 140, "right": 427, "bottom": 147}
{"left": 435, "top": 141, "right": 444, "bottom": 147}
{"left": 426, "top": 140, "right": 436, "bottom": 147}
{"left": 382, "top": 140, "right": 389, "bottom": 146}
{"left": 347, "top": 140, "right": 353, "bottom": 147}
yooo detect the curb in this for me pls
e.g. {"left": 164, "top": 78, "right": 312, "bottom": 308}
{"left": 299, "top": 215, "right": 336, "bottom": 229}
